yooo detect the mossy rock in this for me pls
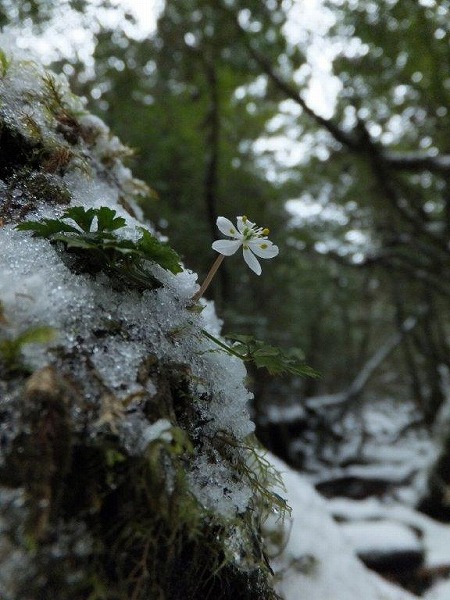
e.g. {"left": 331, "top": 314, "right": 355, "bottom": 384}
{"left": 0, "top": 43, "right": 283, "bottom": 599}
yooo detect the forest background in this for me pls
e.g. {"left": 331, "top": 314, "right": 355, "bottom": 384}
{"left": 2, "top": 0, "right": 450, "bottom": 472}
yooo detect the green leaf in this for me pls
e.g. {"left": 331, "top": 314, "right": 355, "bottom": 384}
{"left": 62, "top": 206, "right": 97, "bottom": 232}
{"left": 16, "top": 325, "right": 56, "bottom": 346}
{"left": 251, "top": 347, "right": 319, "bottom": 377}
{"left": 137, "top": 228, "right": 182, "bottom": 274}
{"left": 224, "top": 333, "right": 254, "bottom": 344}
{"left": 51, "top": 234, "right": 99, "bottom": 249}
{"left": 211, "top": 332, "right": 320, "bottom": 378}
{"left": 16, "top": 207, "right": 182, "bottom": 289}
{"left": 253, "top": 347, "right": 280, "bottom": 357}
{"left": 0, "top": 326, "right": 56, "bottom": 374}
{"left": 17, "top": 219, "right": 79, "bottom": 237}
{"left": 0, "top": 49, "right": 11, "bottom": 77}
{"left": 101, "top": 238, "right": 137, "bottom": 254}
{"left": 95, "top": 206, "right": 127, "bottom": 232}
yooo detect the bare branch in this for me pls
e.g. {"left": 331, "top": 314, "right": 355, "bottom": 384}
{"left": 306, "top": 313, "right": 422, "bottom": 411}
{"left": 384, "top": 151, "right": 450, "bottom": 173}
{"left": 311, "top": 248, "right": 450, "bottom": 298}
{"left": 220, "top": 3, "right": 361, "bottom": 150}
{"left": 223, "top": 4, "right": 450, "bottom": 176}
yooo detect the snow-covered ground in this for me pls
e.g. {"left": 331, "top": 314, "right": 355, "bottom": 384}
{"left": 266, "top": 451, "right": 450, "bottom": 600}
{"left": 266, "top": 454, "right": 418, "bottom": 600}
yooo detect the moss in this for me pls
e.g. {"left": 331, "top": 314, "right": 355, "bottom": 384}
{"left": 0, "top": 362, "right": 282, "bottom": 600}
{"left": 0, "top": 119, "right": 41, "bottom": 179}
{"left": 0, "top": 53, "right": 284, "bottom": 599}
{"left": 0, "top": 325, "right": 56, "bottom": 378}
{"left": 0, "top": 107, "right": 77, "bottom": 223}
{"left": 0, "top": 167, "right": 71, "bottom": 223}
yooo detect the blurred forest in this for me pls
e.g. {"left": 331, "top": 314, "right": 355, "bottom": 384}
{"left": 2, "top": 0, "right": 450, "bottom": 476}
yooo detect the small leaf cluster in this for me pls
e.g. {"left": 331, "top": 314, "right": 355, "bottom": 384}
{"left": 0, "top": 49, "right": 11, "bottom": 77}
{"left": 0, "top": 322, "right": 56, "bottom": 377}
{"left": 17, "top": 206, "right": 182, "bottom": 290}
{"left": 202, "top": 329, "right": 319, "bottom": 378}
{"left": 226, "top": 333, "right": 319, "bottom": 378}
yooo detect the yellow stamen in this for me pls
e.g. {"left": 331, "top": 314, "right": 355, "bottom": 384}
{"left": 242, "top": 215, "right": 248, "bottom": 223}
{"left": 260, "top": 243, "right": 268, "bottom": 249}
{"left": 262, "top": 228, "right": 269, "bottom": 235}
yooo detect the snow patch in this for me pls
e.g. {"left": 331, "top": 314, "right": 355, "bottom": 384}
{"left": 266, "top": 454, "right": 418, "bottom": 600}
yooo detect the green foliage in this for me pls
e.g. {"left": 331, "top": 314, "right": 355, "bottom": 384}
{"left": 136, "top": 227, "right": 183, "bottom": 275}
{"left": 0, "top": 324, "right": 56, "bottom": 375}
{"left": 17, "top": 206, "right": 182, "bottom": 289}
{"left": 202, "top": 329, "right": 319, "bottom": 379}
{"left": 0, "top": 48, "right": 10, "bottom": 77}
{"left": 226, "top": 333, "right": 320, "bottom": 378}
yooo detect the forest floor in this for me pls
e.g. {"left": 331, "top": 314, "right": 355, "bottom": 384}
{"left": 264, "top": 396, "right": 450, "bottom": 599}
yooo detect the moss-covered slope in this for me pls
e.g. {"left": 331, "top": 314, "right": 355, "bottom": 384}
{"left": 0, "top": 43, "right": 283, "bottom": 600}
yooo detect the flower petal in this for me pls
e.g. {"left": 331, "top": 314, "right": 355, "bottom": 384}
{"left": 237, "top": 216, "right": 255, "bottom": 235}
{"left": 243, "top": 247, "right": 262, "bottom": 275}
{"left": 212, "top": 239, "right": 242, "bottom": 256}
{"left": 248, "top": 239, "right": 279, "bottom": 259}
{"left": 216, "top": 216, "right": 239, "bottom": 238}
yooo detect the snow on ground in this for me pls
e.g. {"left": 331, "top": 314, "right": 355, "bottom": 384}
{"left": 330, "top": 497, "right": 450, "bottom": 570}
{"left": 340, "top": 520, "right": 422, "bottom": 555}
{"left": 423, "top": 579, "right": 450, "bottom": 600}
{"left": 265, "top": 395, "right": 438, "bottom": 507}
{"left": 266, "top": 454, "right": 417, "bottom": 600}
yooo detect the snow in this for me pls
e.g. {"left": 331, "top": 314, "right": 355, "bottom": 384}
{"left": 340, "top": 521, "right": 422, "bottom": 554}
{"left": 2, "top": 28, "right": 449, "bottom": 600}
{"left": 266, "top": 454, "right": 418, "bottom": 600}
{"left": 424, "top": 580, "right": 450, "bottom": 600}
{"left": 266, "top": 395, "right": 437, "bottom": 509}
{"left": 329, "top": 497, "right": 450, "bottom": 570}
{"left": 0, "top": 39, "right": 256, "bottom": 523}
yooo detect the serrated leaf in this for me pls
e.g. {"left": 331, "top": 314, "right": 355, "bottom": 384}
{"left": 96, "top": 206, "right": 126, "bottom": 232}
{"left": 16, "top": 206, "right": 182, "bottom": 289}
{"left": 62, "top": 206, "right": 97, "bottom": 232}
{"left": 17, "top": 219, "right": 79, "bottom": 237}
{"left": 137, "top": 228, "right": 182, "bottom": 274}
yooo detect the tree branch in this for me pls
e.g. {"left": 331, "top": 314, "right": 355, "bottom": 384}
{"left": 220, "top": 2, "right": 361, "bottom": 151}
{"left": 384, "top": 151, "right": 450, "bottom": 173}
{"left": 306, "top": 313, "right": 422, "bottom": 411}
{"left": 224, "top": 4, "right": 450, "bottom": 177}
{"left": 311, "top": 248, "right": 450, "bottom": 298}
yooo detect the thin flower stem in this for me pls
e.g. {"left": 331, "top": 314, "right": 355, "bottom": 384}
{"left": 191, "top": 253, "right": 225, "bottom": 303}
{"left": 201, "top": 328, "right": 246, "bottom": 360}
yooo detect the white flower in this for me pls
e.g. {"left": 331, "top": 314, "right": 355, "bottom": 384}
{"left": 211, "top": 215, "right": 279, "bottom": 275}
